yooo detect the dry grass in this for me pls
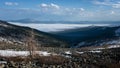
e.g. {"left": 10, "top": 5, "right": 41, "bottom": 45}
{"left": 35, "top": 55, "right": 68, "bottom": 65}
{"left": 107, "top": 63, "right": 120, "bottom": 68}
{"left": 1, "top": 56, "right": 30, "bottom": 62}
{"left": 0, "top": 54, "right": 68, "bottom": 65}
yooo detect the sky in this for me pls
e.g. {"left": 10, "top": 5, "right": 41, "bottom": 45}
{"left": 0, "top": 0, "right": 120, "bottom": 21}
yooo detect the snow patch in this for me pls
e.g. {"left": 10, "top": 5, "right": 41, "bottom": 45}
{"left": 0, "top": 50, "right": 29, "bottom": 57}
{"left": 0, "top": 50, "right": 53, "bottom": 57}
{"left": 76, "top": 51, "right": 84, "bottom": 54}
{"left": 0, "top": 24, "right": 8, "bottom": 27}
{"left": 65, "top": 51, "right": 72, "bottom": 55}
{"left": 108, "top": 45, "right": 120, "bottom": 48}
{"left": 65, "top": 55, "right": 71, "bottom": 58}
{"left": 39, "top": 51, "right": 51, "bottom": 56}
{"left": 89, "top": 50, "right": 101, "bottom": 53}
{"left": 94, "top": 48, "right": 105, "bottom": 50}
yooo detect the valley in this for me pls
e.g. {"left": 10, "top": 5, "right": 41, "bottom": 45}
{"left": 1, "top": 0, "right": 120, "bottom": 67}
{"left": 0, "top": 20, "right": 120, "bottom": 68}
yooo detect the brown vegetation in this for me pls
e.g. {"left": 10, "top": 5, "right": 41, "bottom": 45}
{"left": 37, "top": 55, "right": 67, "bottom": 65}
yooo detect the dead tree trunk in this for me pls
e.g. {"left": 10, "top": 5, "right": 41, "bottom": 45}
{"left": 26, "top": 28, "right": 38, "bottom": 59}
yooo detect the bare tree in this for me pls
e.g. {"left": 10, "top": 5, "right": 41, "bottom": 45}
{"left": 26, "top": 28, "right": 38, "bottom": 59}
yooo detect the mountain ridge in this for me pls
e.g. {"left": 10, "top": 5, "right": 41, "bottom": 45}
{"left": 52, "top": 26, "right": 120, "bottom": 47}
{"left": 0, "top": 20, "right": 68, "bottom": 49}
{"left": 1, "top": 20, "right": 120, "bottom": 48}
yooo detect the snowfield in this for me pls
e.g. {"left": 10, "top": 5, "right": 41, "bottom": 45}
{"left": 0, "top": 45, "right": 119, "bottom": 57}
{"left": 0, "top": 50, "right": 52, "bottom": 57}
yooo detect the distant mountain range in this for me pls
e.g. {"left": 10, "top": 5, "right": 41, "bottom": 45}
{"left": 9, "top": 18, "right": 120, "bottom": 24}
{"left": 9, "top": 18, "right": 72, "bottom": 23}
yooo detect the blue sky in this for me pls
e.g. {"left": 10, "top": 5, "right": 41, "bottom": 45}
{"left": 0, "top": 0, "right": 120, "bottom": 21}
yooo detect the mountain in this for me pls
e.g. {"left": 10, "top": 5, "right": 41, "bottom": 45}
{"left": 0, "top": 20, "right": 68, "bottom": 48}
{"left": 9, "top": 19, "right": 82, "bottom": 24}
{"left": 10, "top": 18, "right": 41, "bottom": 23}
{"left": 9, "top": 19, "right": 120, "bottom": 25}
{"left": 1, "top": 20, "right": 120, "bottom": 48}
{"left": 52, "top": 26, "right": 120, "bottom": 47}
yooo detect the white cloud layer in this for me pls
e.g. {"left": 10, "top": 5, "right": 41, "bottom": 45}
{"left": 80, "top": 8, "right": 85, "bottom": 11}
{"left": 40, "top": 3, "right": 60, "bottom": 9}
{"left": 10, "top": 22, "right": 110, "bottom": 32}
{"left": 93, "top": 0, "right": 120, "bottom": 8}
{"left": 112, "top": 3, "right": 120, "bottom": 8}
{"left": 5, "top": 2, "right": 18, "bottom": 6}
{"left": 1, "top": 1, "right": 120, "bottom": 21}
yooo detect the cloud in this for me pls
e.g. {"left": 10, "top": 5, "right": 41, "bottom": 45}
{"left": 80, "top": 8, "right": 85, "bottom": 11}
{"left": 11, "top": 22, "right": 109, "bottom": 32}
{"left": 93, "top": 0, "right": 110, "bottom": 5}
{"left": 5, "top": 2, "right": 18, "bottom": 6}
{"left": 111, "top": 11, "right": 115, "bottom": 14}
{"left": 39, "top": 3, "right": 85, "bottom": 16}
{"left": 40, "top": 3, "right": 48, "bottom": 8}
{"left": 1, "top": 7, "right": 120, "bottom": 21}
{"left": 40, "top": 3, "right": 60, "bottom": 9}
{"left": 93, "top": 0, "right": 120, "bottom": 8}
{"left": 112, "top": 3, "right": 120, "bottom": 8}
{"left": 1, "top": 1, "right": 120, "bottom": 21}
{"left": 51, "top": 3, "right": 60, "bottom": 9}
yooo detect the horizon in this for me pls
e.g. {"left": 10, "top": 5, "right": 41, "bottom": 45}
{"left": 0, "top": 0, "right": 120, "bottom": 22}
{"left": 10, "top": 21, "right": 118, "bottom": 32}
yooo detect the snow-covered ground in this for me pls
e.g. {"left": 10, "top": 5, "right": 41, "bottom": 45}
{"left": 0, "top": 50, "right": 52, "bottom": 57}
{"left": 108, "top": 45, "right": 120, "bottom": 49}
{"left": 89, "top": 50, "right": 101, "bottom": 53}
{"left": 0, "top": 50, "right": 102, "bottom": 57}
{"left": 76, "top": 51, "right": 84, "bottom": 54}
{"left": 65, "top": 51, "right": 72, "bottom": 55}
{"left": 94, "top": 48, "right": 105, "bottom": 50}
{"left": 10, "top": 22, "right": 110, "bottom": 32}
{"left": 0, "top": 44, "right": 120, "bottom": 57}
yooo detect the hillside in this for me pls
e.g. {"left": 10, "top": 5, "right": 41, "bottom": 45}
{"left": 0, "top": 20, "right": 120, "bottom": 68}
{"left": 0, "top": 20, "right": 68, "bottom": 50}
{"left": 1, "top": 20, "right": 120, "bottom": 48}
{"left": 52, "top": 26, "right": 120, "bottom": 47}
